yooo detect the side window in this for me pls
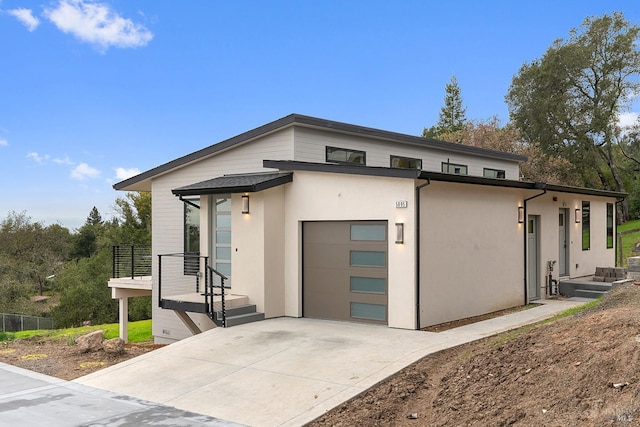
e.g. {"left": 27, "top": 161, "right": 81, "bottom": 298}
{"left": 326, "top": 146, "right": 366, "bottom": 165}
{"left": 606, "top": 203, "right": 614, "bottom": 249}
{"left": 582, "top": 201, "right": 590, "bottom": 251}
{"left": 483, "top": 168, "right": 506, "bottom": 179}
{"left": 390, "top": 155, "right": 422, "bottom": 170}
{"left": 184, "top": 198, "right": 200, "bottom": 275}
{"left": 441, "top": 162, "right": 468, "bottom": 175}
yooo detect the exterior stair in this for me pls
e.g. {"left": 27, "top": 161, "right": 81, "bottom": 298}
{"left": 213, "top": 304, "right": 264, "bottom": 327}
{"left": 559, "top": 278, "right": 630, "bottom": 299}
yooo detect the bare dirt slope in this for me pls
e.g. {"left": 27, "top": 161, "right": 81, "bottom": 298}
{"left": 0, "top": 339, "right": 160, "bottom": 381}
{"left": 310, "top": 285, "right": 640, "bottom": 427}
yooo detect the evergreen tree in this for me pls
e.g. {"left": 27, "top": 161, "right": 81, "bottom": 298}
{"left": 423, "top": 75, "right": 468, "bottom": 140}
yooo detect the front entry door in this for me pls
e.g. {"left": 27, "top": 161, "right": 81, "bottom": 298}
{"left": 527, "top": 216, "right": 540, "bottom": 301}
{"left": 210, "top": 195, "right": 232, "bottom": 286}
{"left": 558, "top": 208, "right": 569, "bottom": 276}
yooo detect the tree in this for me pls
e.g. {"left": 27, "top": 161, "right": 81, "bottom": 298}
{"left": 105, "top": 192, "right": 151, "bottom": 246}
{"left": 506, "top": 12, "right": 640, "bottom": 220}
{"left": 51, "top": 249, "right": 117, "bottom": 327}
{"left": 70, "top": 207, "right": 105, "bottom": 259}
{"left": 423, "top": 75, "right": 468, "bottom": 140}
{"left": 0, "top": 211, "right": 71, "bottom": 296}
{"left": 437, "top": 117, "right": 582, "bottom": 185}
{"left": 618, "top": 117, "right": 640, "bottom": 219}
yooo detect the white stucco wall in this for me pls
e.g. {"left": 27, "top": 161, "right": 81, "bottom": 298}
{"left": 282, "top": 170, "right": 418, "bottom": 329}
{"left": 230, "top": 187, "right": 286, "bottom": 318}
{"left": 527, "top": 192, "right": 616, "bottom": 283}
{"left": 419, "top": 182, "right": 525, "bottom": 327}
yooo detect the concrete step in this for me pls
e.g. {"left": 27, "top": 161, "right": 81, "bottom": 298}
{"left": 224, "top": 312, "right": 265, "bottom": 327}
{"left": 213, "top": 304, "right": 264, "bottom": 327}
{"left": 574, "top": 289, "right": 608, "bottom": 299}
{"left": 559, "top": 280, "right": 613, "bottom": 297}
{"left": 214, "top": 304, "right": 258, "bottom": 319}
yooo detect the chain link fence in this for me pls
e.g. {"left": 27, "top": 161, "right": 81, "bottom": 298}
{"left": 1, "top": 313, "right": 55, "bottom": 332}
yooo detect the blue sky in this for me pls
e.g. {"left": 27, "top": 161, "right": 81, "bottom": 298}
{"left": 1, "top": 0, "right": 639, "bottom": 230}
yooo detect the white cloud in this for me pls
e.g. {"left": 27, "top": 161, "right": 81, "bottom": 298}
{"left": 53, "top": 155, "right": 74, "bottom": 165}
{"left": 619, "top": 112, "right": 639, "bottom": 129}
{"left": 27, "top": 152, "right": 50, "bottom": 164}
{"left": 43, "top": 0, "right": 153, "bottom": 51}
{"left": 0, "top": 139, "right": 7, "bottom": 147}
{"left": 115, "top": 167, "right": 140, "bottom": 180}
{"left": 7, "top": 8, "right": 40, "bottom": 31}
{"left": 71, "top": 162, "right": 100, "bottom": 180}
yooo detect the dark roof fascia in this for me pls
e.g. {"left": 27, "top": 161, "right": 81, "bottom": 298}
{"left": 114, "top": 115, "right": 299, "bottom": 191}
{"left": 172, "top": 172, "right": 293, "bottom": 197}
{"left": 542, "top": 183, "right": 627, "bottom": 199}
{"left": 419, "top": 171, "right": 627, "bottom": 198}
{"left": 114, "top": 113, "right": 527, "bottom": 190}
{"left": 263, "top": 160, "right": 422, "bottom": 179}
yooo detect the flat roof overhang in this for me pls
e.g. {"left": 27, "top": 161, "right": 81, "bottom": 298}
{"left": 263, "top": 160, "right": 627, "bottom": 199}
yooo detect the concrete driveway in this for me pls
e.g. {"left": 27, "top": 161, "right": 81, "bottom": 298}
{"left": 75, "top": 300, "right": 583, "bottom": 427}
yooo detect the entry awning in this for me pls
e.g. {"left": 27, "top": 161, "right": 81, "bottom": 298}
{"left": 172, "top": 172, "right": 293, "bottom": 197}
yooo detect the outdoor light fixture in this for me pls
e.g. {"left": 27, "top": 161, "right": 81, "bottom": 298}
{"left": 575, "top": 208, "right": 581, "bottom": 223}
{"left": 518, "top": 206, "right": 525, "bottom": 224}
{"left": 395, "top": 223, "right": 404, "bottom": 244}
{"left": 242, "top": 195, "right": 250, "bottom": 214}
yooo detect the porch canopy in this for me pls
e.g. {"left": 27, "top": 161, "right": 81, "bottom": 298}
{"left": 172, "top": 172, "right": 293, "bottom": 196}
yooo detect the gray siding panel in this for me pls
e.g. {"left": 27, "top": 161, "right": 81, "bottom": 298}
{"left": 293, "top": 127, "right": 520, "bottom": 179}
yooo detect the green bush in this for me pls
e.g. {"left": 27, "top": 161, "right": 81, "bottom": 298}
{"left": 128, "top": 296, "right": 152, "bottom": 321}
{"left": 51, "top": 250, "right": 117, "bottom": 328}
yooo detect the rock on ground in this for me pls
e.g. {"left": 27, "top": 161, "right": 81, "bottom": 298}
{"left": 103, "top": 338, "right": 125, "bottom": 354}
{"left": 76, "top": 330, "right": 104, "bottom": 353}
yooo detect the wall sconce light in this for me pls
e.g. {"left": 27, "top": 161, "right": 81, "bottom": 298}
{"left": 395, "top": 223, "right": 404, "bottom": 244}
{"left": 518, "top": 206, "right": 525, "bottom": 224}
{"left": 242, "top": 195, "right": 250, "bottom": 214}
{"left": 575, "top": 208, "right": 581, "bottom": 223}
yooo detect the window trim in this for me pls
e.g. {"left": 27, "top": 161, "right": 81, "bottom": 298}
{"left": 582, "top": 201, "right": 590, "bottom": 251}
{"left": 441, "top": 161, "right": 468, "bottom": 175}
{"left": 606, "top": 203, "right": 614, "bottom": 249}
{"left": 483, "top": 167, "right": 506, "bottom": 179}
{"left": 183, "top": 197, "right": 200, "bottom": 276}
{"left": 390, "top": 155, "right": 422, "bottom": 170}
{"left": 326, "top": 146, "right": 366, "bottom": 165}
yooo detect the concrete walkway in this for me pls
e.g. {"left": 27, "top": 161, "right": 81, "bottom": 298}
{"left": 72, "top": 299, "right": 584, "bottom": 427}
{"left": 0, "top": 362, "right": 243, "bottom": 426}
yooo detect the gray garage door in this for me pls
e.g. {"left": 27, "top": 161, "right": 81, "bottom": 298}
{"left": 303, "top": 221, "right": 388, "bottom": 324}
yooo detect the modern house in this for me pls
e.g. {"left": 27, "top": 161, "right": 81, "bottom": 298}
{"left": 109, "top": 114, "right": 624, "bottom": 344}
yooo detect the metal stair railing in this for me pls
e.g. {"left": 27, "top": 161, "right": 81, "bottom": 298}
{"left": 157, "top": 253, "right": 208, "bottom": 309}
{"left": 113, "top": 245, "right": 151, "bottom": 279}
{"left": 205, "top": 264, "right": 228, "bottom": 328}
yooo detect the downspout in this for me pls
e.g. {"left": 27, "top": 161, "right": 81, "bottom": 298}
{"left": 522, "top": 184, "right": 547, "bottom": 306}
{"left": 179, "top": 195, "right": 201, "bottom": 210}
{"left": 415, "top": 178, "right": 431, "bottom": 330}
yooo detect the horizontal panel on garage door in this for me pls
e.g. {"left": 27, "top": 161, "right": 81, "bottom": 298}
{"left": 303, "top": 221, "right": 388, "bottom": 324}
